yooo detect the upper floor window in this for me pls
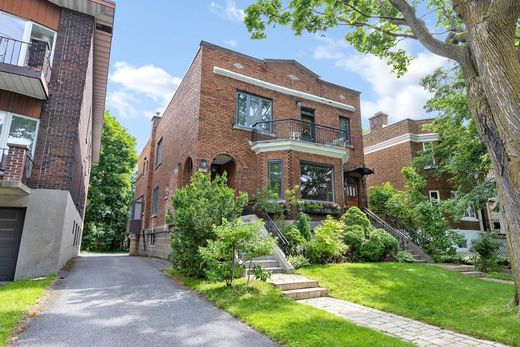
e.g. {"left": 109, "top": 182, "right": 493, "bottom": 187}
{"left": 152, "top": 187, "right": 159, "bottom": 215}
{"left": 155, "top": 138, "right": 163, "bottom": 167}
{"left": 0, "top": 11, "right": 56, "bottom": 69}
{"left": 0, "top": 111, "right": 39, "bottom": 156}
{"left": 339, "top": 117, "right": 351, "bottom": 144}
{"left": 236, "top": 91, "right": 272, "bottom": 131}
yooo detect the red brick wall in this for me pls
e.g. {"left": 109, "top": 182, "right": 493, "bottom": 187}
{"left": 365, "top": 141, "right": 414, "bottom": 190}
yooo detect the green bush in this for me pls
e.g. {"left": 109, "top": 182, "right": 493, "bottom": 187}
{"left": 168, "top": 172, "right": 248, "bottom": 277}
{"left": 359, "top": 237, "right": 385, "bottom": 262}
{"left": 343, "top": 225, "right": 365, "bottom": 259}
{"left": 288, "top": 254, "right": 311, "bottom": 269}
{"left": 253, "top": 188, "right": 285, "bottom": 215}
{"left": 471, "top": 233, "right": 500, "bottom": 272}
{"left": 282, "top": 224, "right": 307, "bottom": 256}
{"left": 394, "top": 250, "right": 416, "bottom": 263}
{"left": 295, "top": 212, "right": 312, "bottom": 241}
{"left": 306, "top": 217, "right": 346, "bottom": 264}
{"left": 370, "top": 228, "right": 399, "bottom": 258}
{"left": 340, "top": 207, "right": 371, "bottom": 236}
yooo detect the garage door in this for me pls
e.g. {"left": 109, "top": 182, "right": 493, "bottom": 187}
{"left": 0, "top": 208, "right": 25, "bottom": 281}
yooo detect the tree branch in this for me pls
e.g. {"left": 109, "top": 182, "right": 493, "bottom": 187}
{"left": 350, "top": 21, "right": 416, "bottom": 39}
{"left": 388, "top": 0, "right": 466, "bottom": 62}
{"left": 339, "top": 0, "right": 407, "bottom": 25}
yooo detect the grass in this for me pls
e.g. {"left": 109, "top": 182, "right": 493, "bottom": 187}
{"left": 164, "top": 270, "right": 412, "bottom": 347}
{"left": 298, "top": 263, "right": 520, "bottom": 346}
{"left": 485, "top": 272, "right": 514, "bottom": 282}
{"left": 0, "top": 276, "right": 55, "bottom": 346}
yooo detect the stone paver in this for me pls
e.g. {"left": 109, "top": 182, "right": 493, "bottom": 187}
{"left": 299, "top": 297, "right": 508, "bottom": 347}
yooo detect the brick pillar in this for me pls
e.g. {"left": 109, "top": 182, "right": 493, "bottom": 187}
{"left": 129, "top": 235, "right": 139, "bottom": 256}
{"left": 4, "top": 143, "right": 29, "bottom": 181}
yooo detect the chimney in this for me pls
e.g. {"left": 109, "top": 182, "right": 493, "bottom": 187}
{"left": 369, "top": 112, "right": 389, "bottom": 131}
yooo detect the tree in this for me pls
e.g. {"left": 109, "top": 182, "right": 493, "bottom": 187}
{"left": 83, "top": 112, "right": 137, "bottom": 251}
{"left": 245, "top": 0, "right": 520, "bottom": 309}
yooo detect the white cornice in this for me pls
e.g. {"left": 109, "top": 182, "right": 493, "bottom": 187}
{"left": 214, "top": 66, "right": 356, "bottom": 112}
{"left": 251, "top": 140, "right": 349, "bottom": 163}
{"left": 364, "top": 133, "right": 439, "bottom": 155}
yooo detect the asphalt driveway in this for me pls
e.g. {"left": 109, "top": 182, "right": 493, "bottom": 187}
{"left": 14, "top": 254, "right": 276, "bottom": 347}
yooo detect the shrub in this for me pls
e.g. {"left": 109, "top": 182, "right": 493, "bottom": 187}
{"left": 343, "top": 225, "right": 365, "bottom": 259}
{"left": 340, "top": 207, "right": 371, "bottom": 236}
{"left": 370, "top": 228, "right": 399, "bottom": 257}
{"left": 432, "top": 254, "right": 463, "bottom": 263}
{"left": 282, "top": 224, "right": 307, "bottom": 256}
{"left": 253, "top": 188, "right": 285, "bottom": 215}
{"left": 199, "top": 218, "right": 275, "bottom": 288}
{"left": 295, "top": 212, "right": 312, "bottom": 241}
{"left": 288, "top": 254, "right": 311, "bottom": 269}
{"left": 306, "top": 217, "right": 346, "bottom": 264}
{"left": 395, "top": 250, "right": 416, "bottom": 263}
{"left": 359, "top": 237, "right": 385, "bottom": 262}
{"left": 471, "top": 232, "right": 500, "bottom": 272}
{"left": 168, "top": 172, "right": 248, "bottom": 277}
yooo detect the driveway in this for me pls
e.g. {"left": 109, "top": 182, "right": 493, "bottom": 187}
{"left": 14, "top": 254, "right": 276, "bottom": 347}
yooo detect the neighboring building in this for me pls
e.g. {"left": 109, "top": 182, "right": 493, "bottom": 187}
{"left": 363, "top": 112, "right": 504, "bottom": 252}
{"left": 0, "top": 0, "right": 115, "bottom": 280}
{"left": 128, "top": 41, "right": 370, "bottom": 259}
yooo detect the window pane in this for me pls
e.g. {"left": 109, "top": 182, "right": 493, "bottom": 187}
{"left": 0, "top": 112, "right": 5, "bottom": 139}
{"left": 236, "top": 93, "right": 248, "bottom": 126}
{"left": 340, "top": 117, "right": 350, "bottom": 143}
{"left": 235, "top": 92, "right": 272, "bottom": 131}
{"left": 261, "top": 99, "right": 272, "bottom": 131}
{"left": 300, "top": 162, "right": 334, "bottom": 201}
{"left": 0, "top": 12, "right": 25, "bottom": 65}
{"left": 248, "top": 96, "right": 260, "bottom": 126}
{"left": 156, "top": 139, "right": 162, "bottom": 166}
{"left": 268, "top": 161, "right": 282, "bottom": 199}
{"left": 8, "top": 115, "right": 38, "bottom": 153}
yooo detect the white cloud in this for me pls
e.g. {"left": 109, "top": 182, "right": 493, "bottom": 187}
{"left": 224, "top": 39, "right": 238, "bottom": 48}
{"left": 109, "top": 62, "right": 181, "bottom": 102}
{"left": 210, "top": 0, "right": 245, "bottom": 22}
{"left": 313, "top": 39, "right": 449, "bottom": 122}
{"left": 107, "top": 91, "right": 139, "bottom": 119}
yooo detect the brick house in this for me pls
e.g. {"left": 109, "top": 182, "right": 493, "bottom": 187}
{"left": 363, "top": 112, "right": 504, "bottom": 252}
{"left": 128, "top": 42, "right": 370, "bottom": 259}
{"left": 0, "top": 0, "right": 115, "bottom": 280}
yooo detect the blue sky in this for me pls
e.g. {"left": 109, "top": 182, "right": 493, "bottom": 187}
{"left": 107, "top": 1, "right": 449, "bottom": 151}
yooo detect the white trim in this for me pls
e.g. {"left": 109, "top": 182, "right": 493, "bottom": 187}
{"left": 214, "top": 66, "right": 356, "bottom": 112}
{"left": 364, "top": 133, "right": 439, "bottom": 154}
{"left": 0, "top": 111, "right": 39, "bottom": 157}
{"left": 251, "top": 139, "right": 349, "bottom": 163}
{"left": 428, "top": 190, "right": 440, "bottom": 203}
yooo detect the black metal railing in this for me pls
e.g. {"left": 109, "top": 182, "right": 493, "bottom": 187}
{"left": 362, "top": 208, "right": 410, "bottom": 249}
{"left": 0, "top": 36, "right": 52, "bottom": 82}
{"left": 257, "top": 210, "right": 290, "bottom": 255}
{"left": 251, "top": 118, "right": 348, "bottom": 149}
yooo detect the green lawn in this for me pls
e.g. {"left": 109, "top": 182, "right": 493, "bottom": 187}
{"left": 165, "top": 270, "right": 412, "bottom": 347}
{"left": 298, "top": 263, "right": 519, "bottom": 346}
{"left": 485, "top": 272, "right": 514, "bottom": 282}
{"left": 0, "top": 276, "right": 55, "bottom": 346}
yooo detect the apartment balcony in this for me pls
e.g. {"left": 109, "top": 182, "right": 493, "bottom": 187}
{"left": 0, "top": 36, "right": 51, "bottom": 100}
{"left": 0, "top": 145, "right": 33, "bottom": 196}
{"left": 250, "top": 118, "right": 350, "bottom": 162}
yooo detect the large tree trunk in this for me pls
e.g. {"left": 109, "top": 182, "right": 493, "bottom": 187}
{"left": 454, "top": 1, "right": 520, "bottom": 309}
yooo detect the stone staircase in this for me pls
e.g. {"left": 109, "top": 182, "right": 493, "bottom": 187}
{"left": 437, "top": 264, "right": 485, "bottom": 278}
{"left": 268, "top": 274, "right": 328, "bottom": 300}
{"left": 247, "top": 256, "right": 285, "bottom": 274}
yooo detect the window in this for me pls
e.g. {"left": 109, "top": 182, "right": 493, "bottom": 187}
{"left": 429, "top": 190, "right": 440, "bottom": 203}
{"left": 236, "top": 91, "right": 272, "bottom": 131}
{"left": 0, "top": 111, "right": 39, "bottom": 155}
{"left": 131, "top": 197, "right": 143, "bottom": 220}
{"left": 148, "top": 233, "right": 155, "bottom": 246}
{"left": 339, "top": 117, "right": 351, "bottom": 144}
{"left": 463, "top": 205, "right": 478, "bottom": 220}
{"left": 422, "top": 142, "right": 436, "bottom": 168}
{"left": 155, "top": 138, "right": 163, "bottom": 167}
{"left": 458, "top": 238, "right": 468, "bottom": 249}
{"left": 300, "top": 162, "right": 335, "bottom": 202}
{"left": 268, "top": 160, "right": 283, "bottom": 199}
{"left": 152, "top": 187, "right": 159, "bottom": 215}
{"left": 347, "top": 184, "right": 357, "bottom": 197}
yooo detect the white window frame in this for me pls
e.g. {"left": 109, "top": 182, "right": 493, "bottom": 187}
{"left": 0, "top": 111, "right": 39, "bottom": 157}
{"left": 429, "top": 190, "right": 440, "bottom": 203}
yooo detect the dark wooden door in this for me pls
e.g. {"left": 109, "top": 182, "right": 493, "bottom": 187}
{"left": 0, "top": 208, "right": 25, "bottom": 281}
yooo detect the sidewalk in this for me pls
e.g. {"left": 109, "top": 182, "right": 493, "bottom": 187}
{"left": 300, "top": 297, "right": 507, "bottom": 347}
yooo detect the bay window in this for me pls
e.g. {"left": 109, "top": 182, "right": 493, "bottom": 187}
{"left": 0, "top": 111, "right": 39, "bottom": 156}
{"left": 300, "top": 162, "right": 335, "bottom": 202}
{"left": 236, "top": 91, "right": 272, "bottom": 131}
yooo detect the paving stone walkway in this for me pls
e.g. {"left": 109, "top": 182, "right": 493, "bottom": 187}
{"left": 299, "top": 297, "right": 508, "bottom": 347}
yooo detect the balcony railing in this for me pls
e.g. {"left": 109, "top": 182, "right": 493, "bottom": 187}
{"left": 251, "top": 118, "right": 348, "bottom": 149}
{"left": 0, "top": 36, "right": 52, "bottom": 82}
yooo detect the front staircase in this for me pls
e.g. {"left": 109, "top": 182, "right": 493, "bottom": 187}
{"left": 362, "top": 208, "right": 434, "bottom": 263}
{"left": 247, "top": 255, "right": 285, "bottom": 274}
{"left": 268, "top": 274, "right": 328, "bottom": 300}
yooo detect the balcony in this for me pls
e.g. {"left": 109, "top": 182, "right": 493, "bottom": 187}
{"left": 0, "top": 36, "right": 51, "bottom": 100}
{"left": 0, "top": 145, "right": 33, "bottom": 196}
{"left": 250, "top": 119, "right": 350, "bottom": 162}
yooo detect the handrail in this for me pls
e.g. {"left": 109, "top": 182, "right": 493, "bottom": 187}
{"left": 362, "top": 208, "right": 410, "bottom": 249}
{"left": 257, "top": 210, "right": 290, "bottom": 253}
{"left": 0, "top": 35, "right": 52, "bottom": 82}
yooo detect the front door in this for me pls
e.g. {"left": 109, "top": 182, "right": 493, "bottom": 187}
{"left": 301, "top": 108, "right": 315, "bottom": 142}
{"left": 0, "top": 208, "right": 25, "bottom": 281}
{"left": 345, "top": 177, "right": 360, "bottom": 208}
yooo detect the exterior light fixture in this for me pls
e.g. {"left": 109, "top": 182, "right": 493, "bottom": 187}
{"left": 296, "top": 100, "right": 302, "bottom": 109}
{"left": 199, "top": 159, "right": 209, "bottom": 172}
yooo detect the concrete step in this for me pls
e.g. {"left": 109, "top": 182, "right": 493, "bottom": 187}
{"left": 462, "top": 271, "right": 485, "bottom": 278}
{"left": 272, "top": 279, "right": 320, "bottom": 291}
{"left": 283, "top": 287, "right": 328, "bottom": 300}
{"left": 254, "top": 256, "right": 277, "bottom": 261}
{"left": 249, "top": 259, "right": 279, "bottom": 268}
{"left": 438, "top": 264, "right": 475, "bottom": 272}
{"left": 247, "top": 267, "right": 284, "bottom": 274}
{"left": 414, "top": 259, "right": 427, "bottom": 263}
